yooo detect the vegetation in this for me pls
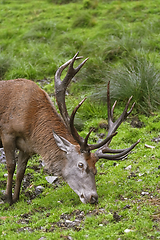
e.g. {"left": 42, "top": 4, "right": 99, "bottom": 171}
{"left": 92, "top": 56, "right": 160, "bottom": 115}
{"left": 0, "top": 0, "right": 160, "bottom": 239}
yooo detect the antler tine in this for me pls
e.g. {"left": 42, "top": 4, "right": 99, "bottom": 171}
{"left": 54, "top": 52, "right": 88, "bottom": 131}
{"left": 107, "top": 81, "right": 135, "bottom": 136}
{"left": 70, "top": 98, "right": 87, "bottom": 147}
{"left": 55, "top": 53, "right": 83, "bottom": 87}
{"left": 111, "top": 100, "right": 117, "bottom": 119}
{"left": 93, "top": 81, "right": 140, "bottom": 161}
{"left": 84, "top": 128, "right": 94, "bottom": 149}
{"left": 63, "top": 52, "right": 88, "bottom": 89}
{"left": 95, "top": 139, "right": 140, "bottom": 161}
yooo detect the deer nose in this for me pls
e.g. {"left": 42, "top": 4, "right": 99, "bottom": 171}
{"left": 90, "top": 194, "right": 98, "bottom": 204}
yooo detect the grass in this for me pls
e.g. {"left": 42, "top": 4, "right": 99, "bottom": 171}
{"left": 0, "top": 0, "right": 160, "bottom": 239}
{"left": 92, "top": 55, "right": 160, "bottom": 114}
{"left": 0, "top": 112, "right": 160, "bottom": 239}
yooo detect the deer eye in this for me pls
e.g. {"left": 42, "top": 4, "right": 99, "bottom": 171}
{"left": 78, "top": 162, "right": 84, "bottom": 169}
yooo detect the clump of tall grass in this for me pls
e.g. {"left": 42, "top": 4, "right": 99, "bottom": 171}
{"left": 83, "top": 0, "right": 98, "bottom": 9}
{"left": 72, "top": 12, "right": 96, "bottom": 28}
{"left": 93, "top": 56, "right": 160, "bottom": 115}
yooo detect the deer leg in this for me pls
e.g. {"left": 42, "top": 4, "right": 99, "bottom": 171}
{"left": 13, "top": 150, "right": 29, "bottom": 203}
{"left": 2, "top": 135, "right": 16, "bottom": 205}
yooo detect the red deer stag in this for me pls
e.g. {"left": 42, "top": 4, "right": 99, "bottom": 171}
{"left": 0, "top": 52, "right": 140, "bottom": 205}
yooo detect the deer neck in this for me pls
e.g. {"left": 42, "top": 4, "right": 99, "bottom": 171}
{"left": 29, "top": 106, "right": 75, "bottom": 176}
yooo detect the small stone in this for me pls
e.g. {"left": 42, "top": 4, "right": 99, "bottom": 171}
{"left": 124, "top": 229, "right": 134, "bottom": 233}
{"left": 125, "top": 165, "right": 132, "bottom": 170}
{"left": 65, "top": 220, "right": 73, "bottom": 223}
{"left": 137, "top": 179, "right": 142, "bottom": 182}
{"left": 141, "top": 191, "right": 149, "bottom": 195}
{"left": 36, "top": 186, "right": 44, "bottom": 191}
{"left": 45, "top": 176, "right": 58, "bottom": 184}
{"left": 138, "top": 173, "right": 144, "bottom": 176}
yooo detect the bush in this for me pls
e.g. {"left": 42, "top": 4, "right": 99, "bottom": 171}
{"left": 93, "top": 56, "right": 160, "bottom": 115}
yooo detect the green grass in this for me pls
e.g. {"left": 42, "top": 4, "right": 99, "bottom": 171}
{"left": 0, "top": 0, "right": 160, "bottom": 239}
{"left": 0, "top": 112, "right": 160, "bottom": 240}
{"left": 92, "top": 55, "right": 160, "bottom": 114}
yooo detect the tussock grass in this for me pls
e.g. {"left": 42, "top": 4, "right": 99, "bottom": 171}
{"left": 108, "top": 56, "right": 160, "bottom": 114}
{"left": 72, "top": 12, "right": 96, "bottom": 28}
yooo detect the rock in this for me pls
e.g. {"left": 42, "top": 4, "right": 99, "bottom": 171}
{"left": 36, "top": 186, "right": 44, "bottom": 190}
{"left": 141, "top": 191, "right": 149, "bottom": 195}
{"left": 125, "top": 165, "right": 132, "bottom": 170}
{"left": 35, "top": 186, "right": 44, "bottom": 196}
{"left": 45, "top": 176, "right": 58, "bottom": 184}
{"left": 124, "top": 229, "right": 134, "bottom": 233}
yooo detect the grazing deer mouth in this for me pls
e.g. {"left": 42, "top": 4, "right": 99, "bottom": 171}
{"left": 80, "top": 193, "right": 98, "bottom": 204}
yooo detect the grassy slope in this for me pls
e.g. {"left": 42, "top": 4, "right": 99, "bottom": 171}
{"left": 0, "top": 0, "right": 160, "bottom": 239}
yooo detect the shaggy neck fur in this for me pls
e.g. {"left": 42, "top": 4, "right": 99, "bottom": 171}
{"left": 28, "top": 90, "right": 77, "bottom": 176}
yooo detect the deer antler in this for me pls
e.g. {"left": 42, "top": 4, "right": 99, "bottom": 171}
{"left": 55, "top": 53, "right": 140, "bottom": 158}
{"left": 54, "top": 52, "right": 88, "bottom": 131}
{"left": 94, "top": 81, "right": 140, "bottom": 160}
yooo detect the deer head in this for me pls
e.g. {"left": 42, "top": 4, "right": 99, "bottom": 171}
{"left": 54, "top": 52, "right": 140, "bottom": 204}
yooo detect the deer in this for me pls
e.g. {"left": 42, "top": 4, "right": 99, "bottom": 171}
{"left": 0, "top": 52, "right": 140, "bottom": 205}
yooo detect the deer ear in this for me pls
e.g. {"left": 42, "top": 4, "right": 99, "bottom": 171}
{"left": 53, "top": 130, "right": 72, "bottom": 153}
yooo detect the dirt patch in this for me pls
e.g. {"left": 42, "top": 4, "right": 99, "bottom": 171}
{"left": 44, "top": 208, "right": 106, "bottom": 232}
{"left": 15, "top": 208, "right": 106, "bottom": 234}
